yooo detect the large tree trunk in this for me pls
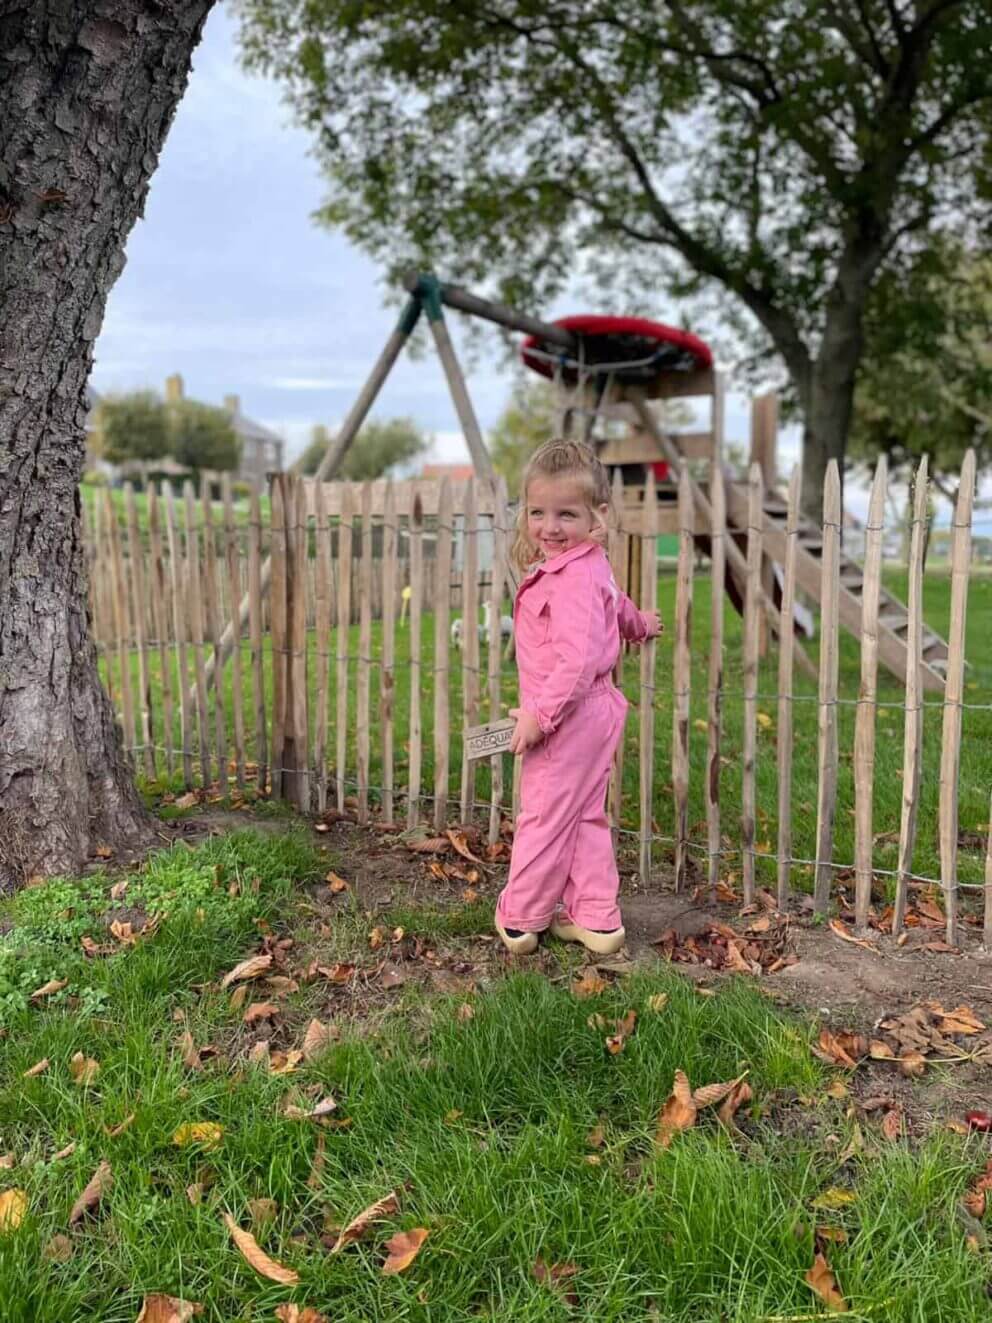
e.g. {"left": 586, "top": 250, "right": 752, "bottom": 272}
{"left": 0, "top": 0, "right": 215, "bottom": 884}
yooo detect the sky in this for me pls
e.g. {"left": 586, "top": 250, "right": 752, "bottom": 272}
{"left": 91, "top": 3, "right": 793, "bottom": 476}
{"left": 92, "top": 4, "right": 987, "bottom": 532}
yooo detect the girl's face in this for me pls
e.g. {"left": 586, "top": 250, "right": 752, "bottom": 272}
{"left": 526, "top": 475, "right": 607, "bottom": 559}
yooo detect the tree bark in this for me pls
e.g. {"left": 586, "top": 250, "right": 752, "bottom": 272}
{"left": 0, "top": 0, "right": 215, "bottom": 883}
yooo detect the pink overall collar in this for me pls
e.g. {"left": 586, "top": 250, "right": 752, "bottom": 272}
{"left": 523, "top": 540, "right": 601, "bottom": 581}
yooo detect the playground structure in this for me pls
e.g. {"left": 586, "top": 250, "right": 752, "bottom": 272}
{"left": 233, "top": 271, "right": 948, "bottom": 694}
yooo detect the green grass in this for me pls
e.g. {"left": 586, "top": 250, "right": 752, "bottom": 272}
{"left": 102, "top": 565, "right": 992, "bottom": 900}
{"left": 0, "top": 831, "right": 989, "bottom": 1320}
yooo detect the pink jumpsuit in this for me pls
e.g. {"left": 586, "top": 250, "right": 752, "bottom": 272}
{"left": 495, "top": 541, "right": 651, "bottom": 933}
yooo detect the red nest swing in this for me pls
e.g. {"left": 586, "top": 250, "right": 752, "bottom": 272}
{"left": 520, "top": 314, "right": 713, "bottom": 482}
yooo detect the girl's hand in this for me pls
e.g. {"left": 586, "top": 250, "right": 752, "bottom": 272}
{"left": 642, "top": 610, "right": 663, "bottom": 639}
{"left": 508, "top": 707, "right": 543, "bottom": 754}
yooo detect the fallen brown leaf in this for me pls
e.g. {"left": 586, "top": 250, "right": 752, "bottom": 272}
{"left": 329, "top": 1190, "right": 401, "bottom": 1253}
{"left": 222, "top": 1213, "right": 299, "bottom": 1284}
{"left": 302, "top": 1018, "right": 339, "bottom": 1062}
{"left": 136, "top": 1295, "right": 204, "bottom": 1322}
{"left": 105, "top": 1113, "right": 136, "bottom": 1139}
{"left": 275, "top": 1307, "right": 328, "bottom": 1323}
{"left": 41, "top": 1234, "right": 74, "bottom": 1263}
{"left": 881, "top": 1108, "right": 904, "bottom": 1141}
{"left": 30, "top": 978, "right": 68, "bottom": 1001}
{"left": 23, "top": 1058, "right": 49, "bottom": 1078}
{"left": 406, "top": 835, "right": 449, "bottom": 854}
{"left": 244, "top": 1002, "right": 280, "bottom": 1025}
{"left": 382, "top": 1226, "right": 429, "bottom": 1274}
{"left": 173, "top": 1122, "right": 223, "bottom": 1150}
{"left": 325, "top": 871, "right": 349, "bottom": 893}
{"left": 283, "top": 1095, "right": 338, "bottom": 1121}
{"left": 805, "top": 1251, "right": 848, "bottom": 1312}
{"left": 445, "top": 828, "right": 485, "bottom": 865}
{"left": 109, "top": 920, "right": 137, "bottom": 945}
{"left": 456, "top": 1002, "right": 475, "bottom": 1022}
{"left": 307, "top": 1134, "right": 327, "bottom": 1190}
{"left": 533, "top": 1258, "right": 580, "bottom": 1307}
{"left": 0, "top": 1188, "right": 27, "bottom": 1233}
{"left": 813, "top": 1029, "right": 868, "bottom": 1069}
{"left": 586, "top": 1123, "right": 606, "bottom": 1149}
{"left": 930, "top": 1003, "right": 985, "bottom": 1036}
{"left": 828, "top": 919, "right": 877, "bottom": 953}
{"left": 269, "top": 1049, "right": 304, "bottom": 1076}
{"left": 656, "top": 1070, "right": 698, "bottom": 1148}
{"left": 717, "top": 1079, "right": 753, "bottom": 1127}
{"left": 220, "top": 953, "right": 273, "bottom": 989}
{"left": 70, "top": 1052, "right": 100, "bottom": 1086}
{"left": 316, "top": 962, "right": 355, "bottom": 984}
{"left": 249, "top": 1197, "right": 278, "bottom": 1226}
{"left": 572, "top": 971, "right": 608, "bottom": 1000}
{"left": 69, "top": 1160, "right": 112, "bottom": 1225}
{"left": 93, "top": 844, "right": 113, "bottom": 859}
{"left": 264, "top": 975, "right": 300, "bottom": 995}
{"left": 53, "top": 1142, "right": 76, "bottom": 1161}
{"left": 898, "top": 1051, "right": 927, "bottom": 1078}
{"left": 379, "top": 967, "right": 407, "bottom": 990}
{"left": 646, "top": 993, "right": 669, "bottom": 1013}
{"left": 605, "top": 1009, "right": 637, "bottom": 1055}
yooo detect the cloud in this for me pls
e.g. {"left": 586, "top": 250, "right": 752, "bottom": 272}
{"left": 265, "top": 376, "right": 355, "bottom": 391}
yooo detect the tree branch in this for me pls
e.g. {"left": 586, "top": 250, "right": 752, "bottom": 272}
{"left": 823, "top": 1, "right": 890, "bottom": 75}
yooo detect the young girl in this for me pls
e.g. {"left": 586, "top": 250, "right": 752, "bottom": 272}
{"left": 495, "top": 440, "right": 662, "bottom": 956}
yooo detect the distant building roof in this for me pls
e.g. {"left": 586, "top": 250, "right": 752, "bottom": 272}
{"left": 421, "top": 463, "right": 475, "bottom": 481}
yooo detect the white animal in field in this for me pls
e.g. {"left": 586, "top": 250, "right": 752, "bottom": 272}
{"left": 451, "top": 600, "right": 514, "bottom": 650}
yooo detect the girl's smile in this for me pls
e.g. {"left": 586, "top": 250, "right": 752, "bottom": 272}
{"left": 526, "top": 476, "right": 607, "bottom": 559}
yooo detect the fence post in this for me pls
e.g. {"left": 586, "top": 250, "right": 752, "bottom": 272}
{"left": 407, "top": 485, "right": 424, "bottom": 828}
{"left": 984, "top": 788, "right": 992, "bottom": 952}
{"left": 706, "top": 465, "right": 725, "bottom": 896}
{"left": 183, "top": 482, "right": 212, "bottom": 788}
{"left": 853, "top": 457, "right": 887, "bottom": 932}
{"left": 313, "top": 479, "right": 331, "bottom": 812}
{"left": 608, "top": 469, "right": 627, "bottom": 840}
{"left": 105, "top": 489, "right": 137, "bottom": 764}
{"left": 165, "top": 485, "right": 193, "bottom": 787}
{"left": 248, "top": 487, "right": 268, "bottom": 794}
{"left": 460, "top": 478, "right": 480, "bottom": 823}
{"left": 270, "top": 475, "right": 288, "bottom": 801}
{"left": 893, "top": 457, "right": 928, "bottom": 934}
{"left": 335, "top": 484, "right": 354, "bottom": 813}
{"left": 381, "top": 480, "right": 398, "bottom": 824}
{"left": 147, "top": 486, "right": 175, "bottom": 779}
{"left": 434, "top": 477, "right": 454, "bottom": 829}
{"left": 200, "top": 477, "right": 228, "bottom": 796}
{"left": 672, "top": 465, "right": 694, "bottom": 891}
{"left": 813, "top": 461, "right": 841, "bottom": 913}
{"left": 124, "top": 483, "right": 155, "bottom": 779}
{"left": 776, "top": 466, "right": 800, "bottom": 907}
{"left": 287, "top": 476, "right": 310, "bottom": 811}
{"left": 640, "top": 469, "right": 659, "bottom": 885}
{"left": 488, "top": 476, "right": 509, "bottom": 844}
{"left": 356, "top": 481, "right": 374, "bottom": 823}
{"left": 939, "top": 449, "right": 975, "bottom": 948}
{"left": 742, "top": 464, "right": 763, "bottom": 904}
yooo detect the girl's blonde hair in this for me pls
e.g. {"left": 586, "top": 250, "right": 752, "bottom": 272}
{"left": 510, "top": 439, "right": 613, "bottom": 574}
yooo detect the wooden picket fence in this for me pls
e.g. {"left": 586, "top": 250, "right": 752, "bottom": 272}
{"left": 82, "top": 454, "right": 991, "bottom": 947}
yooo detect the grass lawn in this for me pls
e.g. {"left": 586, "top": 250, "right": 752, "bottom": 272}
{"left": 2, "top": 826, "right": 991, "bottom": 1320}
{"left": 104, "top": 564, "right": 992, "bottom": 898}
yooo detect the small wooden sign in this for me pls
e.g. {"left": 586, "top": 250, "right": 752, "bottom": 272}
{"left": 464, "top": 718, "right": 516, "bottom": 762}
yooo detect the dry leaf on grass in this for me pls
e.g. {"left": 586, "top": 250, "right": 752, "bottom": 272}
{"left": 382, "top": 1227, "right": 429, "bottom": 1274}
{"left": 265, "top": 975, "right": 300, "bottom": 996}
{"left": 53, "top": 1142, "right": 76, "bottom": 1161}
{"left": 306, "top": 1134, "right": 327, "bottom": 1191}
{"left": 275, "top": 1307, "right": 328, "bottom": 1323}
{"left": 646, "top": 993, "right": 669, "bottom": 1013}
{"left": 220, "top": 953, "right": 273, "bottom": 989}
{"left": 326, "top": 871, "right": 349, "bottom": 893}
{"left": 23, "top": 1058, "right": 49, "bottom": 1078}
{"left": 30, "top": 978, "right": 67, "bottom": 1001}
{"left": 693, "top": 1075, "right": 747, "bottom": 1109}
{"left": 0, "top": 1156, "right": 14, "bottom": 1169}
{"left": 70, "top": 1052, "right": 100, "bottom": 1086}
{"left": 270, "top": 1050, "right": 304, "bottom": 1076}
{"left": 533, "top": 1258, "right": 580, "bottom": 1307}
{"left": 881, "top": 1108, "right": 904, "bottom": 1141}
{"left": 586, "top": 1124, "right": 606, "bottom": 1149}
{"left": 283, "top": 1095, "right": 337, "bottom": 1121}
{"left": 109, "top": 879, "right": 128, "bottom": 901}
{"left": 379, "top": 967, "right": 406, "bottom": 990}
{"left": 42, "top": 1234, "right": 73, "bottom": 1263}
{"left": 406, "top": 835, "right": 449, "bottom": 855}
{"left": 249, "top": 1197, "right": 278, "bottom": 1226}
{"left": 172, "top": 1123, "right": 223, "bottom": 1150}
{"left": 244, "top": 1002, "right": 280, "bottom": 1025}
{"left": 656, "top": 1071, "right": 698, "bottom": 1148}
{"left": 315, "top": 962, "right": 355, "bottom": 985}
{"left": 0, "top": 1188, "right": 27, "bottom": 1233}
{"left": 105, "top": 1113, "right": 136, "bottom": 1139}
{"left": 963, "top": 1159, "right": 992, "bottom": 1219}
{"left": 135, "top": 1296, "right": 204, "bottom": 1322}
{"left": 605, "top": 1010, "right": 637, "bottom": 1055}
{"left": 717, "top": 1080, "right": 753, "bottom": 1127}
{"left": 898, "top": 1051, "right": 926, "bottom": 1078}
{"left": 572, "top": 971, "right": 608, "bottom": 999}
{"left": 329, "top": 1190, "right": 401, "bottom": 1253}
{"left": 69, "top": 1160, "right": 112, "bottom": 1225}
{"left": 805, "top": 1251, "right": 848, "bottom": 1312}
{"left": 929, "top": 1003, "right": 985, "bottom": 1036}
{"left": 302, "top": 1019, "right": 339, "bottom": 1061}
{"left": 222, "top": 1213, "right": 299, "bottom": 1284}
{"left": 812, "top": 1188, "right": 857, "bottom": 1210}
{"left": 176, "top": 1032, "right": 216, "bottom": 1073}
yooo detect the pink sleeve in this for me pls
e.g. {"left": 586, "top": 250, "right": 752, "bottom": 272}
{"left": 616, "top": 590, "right": 650, "bottom": 642}
{"left": 522, "top": 570, "right": 601, "bottom": 735}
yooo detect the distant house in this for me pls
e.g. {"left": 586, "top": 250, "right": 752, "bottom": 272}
{"left": 83, "top": 374, "right": 284, "bottom": 486}
{"left": 420, "top": 462, "right": 475, "bottom": 483}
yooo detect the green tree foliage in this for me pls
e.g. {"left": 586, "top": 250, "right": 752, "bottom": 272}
{"left": 168, "top": 399, "right": 242, "bottom": 474}
{"left": 235, "top": 0, "right": 992, "bottom": 514}
{"left": 298, "top": 417, "right": 430, "bottom": 480}
{"left": 849, "top": 248, "right": 992, "bottom": 507}
{"left": 93, "top": 391, "right": 241, "bottom": 474}
{"left": 94, "top": 390, "right": 169, "bottom": 464}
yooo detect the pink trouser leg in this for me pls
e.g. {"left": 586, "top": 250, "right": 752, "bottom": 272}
{"left": 496, "top": 689, "right": 627, "bottom": 932}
